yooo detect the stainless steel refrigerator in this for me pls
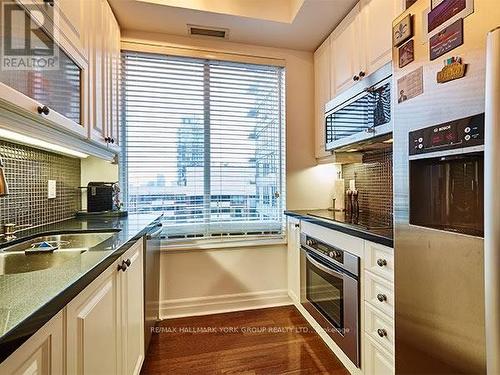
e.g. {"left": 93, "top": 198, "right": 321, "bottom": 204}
{"left": 392, "top": 0, "right": 500, "bottom": 373}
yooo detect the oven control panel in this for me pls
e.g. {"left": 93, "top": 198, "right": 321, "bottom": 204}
{"left": 300, "top": 234, "right": 359, "bottom": 276}
{"left": 409, "top": 113, "right": 484, "bottom": 155}
{"left": 305, "top": 237, "right": 344, "bottom": 264}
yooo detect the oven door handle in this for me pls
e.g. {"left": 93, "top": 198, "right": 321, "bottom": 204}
{"left": 304, "top": 251, "right": 346, "bottom": 279}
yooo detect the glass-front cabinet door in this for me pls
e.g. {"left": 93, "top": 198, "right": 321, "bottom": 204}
{"left": 0, "top": 0, "right": 88, "bottom": 137}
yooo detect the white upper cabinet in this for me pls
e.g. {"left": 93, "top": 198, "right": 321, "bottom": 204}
{"left": 88, "top": 0, "right": 121, "bottom": 150}
{"left": 0, "top": 0, "right": 89, "bottom": 137}
{"left": 27, "top": 0, "right": 89, "bottom": 61}
{"left": 313, "top": 36, "right": 332, "bottom": 159}
{"left": 360, "top": 0, "right": 402, "bottom": 75}
{"left": 313, "top": 0, "right": 402, "bottom": 159}
{"left": 330, "top": 3, "right": 362, "bottom": 96}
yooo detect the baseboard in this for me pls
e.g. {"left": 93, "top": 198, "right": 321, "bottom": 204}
{"left": 160, "top": 289, "right": 292, "bottom": 319}
{"left": 293, "top": 301, "right": 362, "bottom": 375}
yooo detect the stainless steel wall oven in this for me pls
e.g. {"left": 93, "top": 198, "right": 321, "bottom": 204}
{"left": 408, "top": 113, "right": 484, "bottom": 237}
{"left": 300, "top": 234, "right": 360, "bottom": 367}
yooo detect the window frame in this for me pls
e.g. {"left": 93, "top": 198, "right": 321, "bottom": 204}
{"left": 120, "top": 51, "right": 286, "bottom": 244}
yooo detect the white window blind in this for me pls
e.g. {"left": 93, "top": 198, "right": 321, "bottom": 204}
{"left": 121, "top": 51, "right": 286, "bottom": 240}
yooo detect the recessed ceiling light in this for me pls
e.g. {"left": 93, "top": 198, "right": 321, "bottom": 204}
{"left": 0, "top": 128, "right": 88, "bottom": 158}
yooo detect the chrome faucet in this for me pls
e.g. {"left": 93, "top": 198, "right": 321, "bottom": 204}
{"left": 1, "top": 223, "right": 32, "bottom": 241}
{"left": 0, "top": 155, "right": 9, "bottom": 196}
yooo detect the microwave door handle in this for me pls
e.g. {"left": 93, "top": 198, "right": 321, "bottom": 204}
{"left": 305, "top": 252, "right": 345, "bottom": 279}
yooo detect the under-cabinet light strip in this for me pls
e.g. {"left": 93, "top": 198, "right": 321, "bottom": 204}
{"left": 0, "top": 128, "right": 89, "bottom": 158}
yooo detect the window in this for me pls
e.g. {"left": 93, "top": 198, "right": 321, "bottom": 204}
{"left": 121, "top": 51, "right": 285, "bottom": 240}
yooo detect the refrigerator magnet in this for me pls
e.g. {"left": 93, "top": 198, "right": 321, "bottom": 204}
{"left": 393, "top": 14, "right": 413, "bottom": 47}
{"left": 429, "top": 18, "right": 464, "bottom": 60}
{"left": 399, "top": 40, "right": 415, "bottom": 68}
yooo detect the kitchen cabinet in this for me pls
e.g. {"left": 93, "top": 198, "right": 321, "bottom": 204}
{"left": 0, "top": 311, "right": 64, "bottom": 375}
{"left": 364, "top": 335, "right": 394, "bottom": 375}
{"left": 314, "top": 0, "right": 401, "bottom": 159}
{"left": 0, "top": 0, "right": 121, "bottom": 154}
{"left": 66, "top": 239, "right": 144, "bottom": 375}
{"left": 330, "top": 3, "right": 363, "bottom": 96}
{"left": 360, "top": 0, "right": 403, "bottom": 75}
{"left": 66, "top": 255, "right": 121, "bottom": 375}
{"left": 287, "top": 217, "right": 301, "bottom": 303}
{"left": 88, "top": 0, "right": 121, "bottom": 150}
{"left": 121, "top": 242, "right": 145, "bottom": 375}
{"left": 0, "top": 0, "right": 89, "bottom": 138}
{"left": 22, "top": 0, "right": 90, "bottom": 61}
{"left": 313, "top": 37, "right": 332, "bottom": 159}
{"left": 363, "top": 239, "right": 395, "bottom": 374}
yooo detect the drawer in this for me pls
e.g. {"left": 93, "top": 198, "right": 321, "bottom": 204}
{"left": 364, "top": 271, "right": 394, "bottom": 318}
{"left": 364, "top": 241, "right": 394, "bottom": 282}
{"left": 363, "top": 333, "right": 394, "bottom": 375}
{"left": 364, "top": 302, "right": 394, "bottom": 353}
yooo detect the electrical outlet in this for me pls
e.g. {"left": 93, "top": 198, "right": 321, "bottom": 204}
{"left": 48, "top": 180, "right": 56, "bottom": 199}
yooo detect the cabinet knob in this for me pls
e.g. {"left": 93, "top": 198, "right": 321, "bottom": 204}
{"left": 377, "top": 258, "right": 387, "bottom": 267}
{"left": 110, "top": 138, "right": 115, "bottom": 144}
{"left": 124, "top": 258, "right": 131, "bottom": 267}
{"left": 43, "top": 0, "right": 54, "bottom": 6}
{"left": 353, "top": 75, "right": 360, "bottom": 81}
{"left": 294, "top": 223, "right": 300, "bottom": 228}
{"left": 377, "top": 328, "right": 387, "bottom": 337}
{"left": 377, "top": 293, "right": 387, "bottom": 302}
{"left": 37, "top": 105, "right": 50, "bottom": 115}
{"left": 117, "top": 261, "right": 128, "bottom": 272}
{"left": 359, "top": 71, "right": 366, "bottom": 78}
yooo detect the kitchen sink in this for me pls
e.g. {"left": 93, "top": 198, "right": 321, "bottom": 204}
{"left": 0, "top": 232, "right": 117, "bottom": 275}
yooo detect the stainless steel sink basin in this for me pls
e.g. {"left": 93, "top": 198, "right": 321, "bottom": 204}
{"left": 0, "top": 232, "right": 117, "bottom": 275}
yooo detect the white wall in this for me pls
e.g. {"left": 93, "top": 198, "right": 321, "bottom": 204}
{"left": 80, "top": 30, "right": 339, "bottom": 317}
{"left": 160, "top": 245, "right": 289, "bottom": 318}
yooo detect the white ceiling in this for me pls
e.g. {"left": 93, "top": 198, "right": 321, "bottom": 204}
{"left": 108, "top": 0, "right": 358, "bottom": 51}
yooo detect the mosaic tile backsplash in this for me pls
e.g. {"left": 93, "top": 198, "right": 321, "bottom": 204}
{"left": 0, "top": 141, "right": 81, "bottom": 228}
{"left": 342, "top": 149, "right": 393, "bottom": 226}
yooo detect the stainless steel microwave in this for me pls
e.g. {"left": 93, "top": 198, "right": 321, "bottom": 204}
{"left": 325, "top": 63, "right": 393, "bottom": 151}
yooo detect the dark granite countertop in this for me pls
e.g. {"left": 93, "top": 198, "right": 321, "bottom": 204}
{"left": 0, "top": 213, "right": 162, "bottom": 363}
{"left": 285, "top": 209, "right": 393, "bottom": 247}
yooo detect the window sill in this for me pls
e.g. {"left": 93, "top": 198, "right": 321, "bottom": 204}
{"left": 160, "top": 236, "right": 286, "bottom": 252}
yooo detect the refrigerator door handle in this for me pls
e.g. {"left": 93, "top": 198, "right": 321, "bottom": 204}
{"left": 484, "top": 26, "right": 500, "bottom": 375}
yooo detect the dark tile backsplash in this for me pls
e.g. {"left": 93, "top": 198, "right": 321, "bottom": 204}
{"left": 342, "top": 149, "right": 393, "bottom": 226}
{"left": 0, "top": 141, "right": 80, "bottom": 228}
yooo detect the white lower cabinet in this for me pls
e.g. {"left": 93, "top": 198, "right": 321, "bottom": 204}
{"left": 67, "top": 239, "right": 145, "bottom": 375}
{"left": 286, "top": 217, "right": 301, "bottom": 303}
{"left": 121, "top": 243, "right": 145, "bottom": 375}
{"left": 0, "top": 311, "right": 64, "bottom": 375}
{"left": 66, "top": 256, "right": 121, "bottom": 375}
{"left": 364, "top": 334, "right": 394, "bottom": 375}
{"left": 363, "top": 240, "right": 395, "bottom": 375}
{"left": 0, "top": 238, "right": 144, "bottom": 375}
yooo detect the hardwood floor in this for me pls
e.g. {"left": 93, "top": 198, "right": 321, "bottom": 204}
{"left": 141, "top": 305, "right": 349, "bottom": 375}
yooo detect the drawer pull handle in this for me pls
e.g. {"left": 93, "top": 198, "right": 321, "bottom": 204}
{"left": 377, "top": 328, "right": 387, "bottom": 337}
{"left": 377, "top": 293, "right": 387, "bottom": 302}
{"left": 117, "top": 261, "right": 127, "bottom": 272}
{"left": 37, "top": 105, "right": 50, "bottom": 115}
{"left": 124, "top": 258, "right": 131, "bottom": 267}
{"left": 377, "top": 258, "right": 387, "bottom": 267}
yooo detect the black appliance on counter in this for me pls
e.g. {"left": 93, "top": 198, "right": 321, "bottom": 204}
{"left": 87, "top": 182, "right": 117, "bottom": 213}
